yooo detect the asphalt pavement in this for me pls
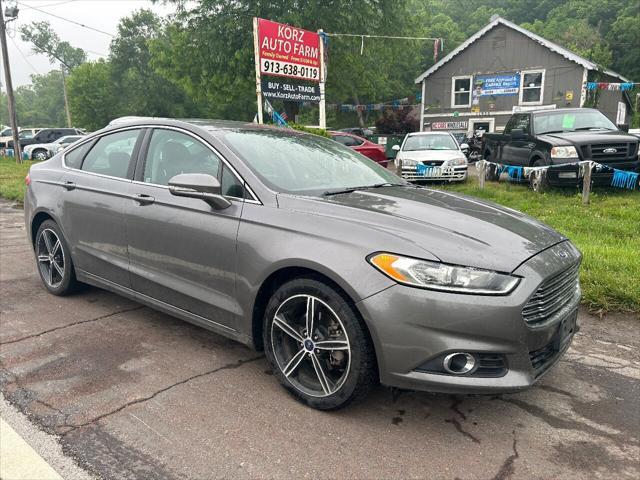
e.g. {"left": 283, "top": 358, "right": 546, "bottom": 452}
{"left": 1, "top": 198, "right": 638, "bottom": 479}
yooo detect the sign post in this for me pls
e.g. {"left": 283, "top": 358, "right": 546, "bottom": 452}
{"left": 253, "top": 17, "right": 263, "bottom": 123}
{"left": 318, "top": 29, "right": 326, "bottom": 128}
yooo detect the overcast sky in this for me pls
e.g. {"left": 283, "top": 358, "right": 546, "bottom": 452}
{"left": 3, "top": 0, "right": 178, "bottom": 87}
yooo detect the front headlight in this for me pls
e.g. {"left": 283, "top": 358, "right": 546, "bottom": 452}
{"left": 447, "top": 157, "right": 467, "bottom": 166}
{"left": 402, "top": 158, "right": 419, "bottom": 167}
{"left": 550, "top": 146, "right": 578, "bottom": 159}
{"left": 368, "top": 253, "right": 520, "bottom": 295}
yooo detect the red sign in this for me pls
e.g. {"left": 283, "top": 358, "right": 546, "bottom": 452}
{"left": 257, "top": 18, "right": 320, "bottom": 82}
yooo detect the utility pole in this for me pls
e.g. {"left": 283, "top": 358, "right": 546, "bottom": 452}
{"left": 60, "top": 64, "right": 71, "bottom": 127}
{"left": 0, "top": 0, "right": 21, "bottom": 163}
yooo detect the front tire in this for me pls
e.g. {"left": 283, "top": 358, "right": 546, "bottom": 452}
{"left": 34, "top": 220, "right": 78, "bottom": 295}
{"left": 263, "top": 277, "right": 377, "bottom": 410}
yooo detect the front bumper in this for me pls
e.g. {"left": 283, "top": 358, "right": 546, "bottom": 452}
{"left": 357, "top": 241, "right": 581, "bottom": 394}
{"left": 400, "top": 165, "right": 468, "bottom": 182}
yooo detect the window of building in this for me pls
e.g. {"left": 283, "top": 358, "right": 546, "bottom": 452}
{"left": 519, "top": 70, "right": 544, "bottom": 105}
{"left": 451, "top": 76, "right": 472, "bottom": 108}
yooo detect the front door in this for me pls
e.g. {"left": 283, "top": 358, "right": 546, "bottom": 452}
{"left": 59, "top": 128, "right": 143, "bottom": 287}
{"left": 124, "top": 128, "right": 246, "bottom": 329}
{"left": 502, "top": 114, "right": 533, "bottom": 166}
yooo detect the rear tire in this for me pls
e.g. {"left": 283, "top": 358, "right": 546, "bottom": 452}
{"left": 32, "top": 149, "right": 48, "bottom": 161}
{"left": 34, "top": 220, "right": 79, "bottom": 296}
{"left": 263, "top": 276, "right": 377, "bottom": 410}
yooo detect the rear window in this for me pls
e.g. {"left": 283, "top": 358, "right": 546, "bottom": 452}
{"left": 64, "top": 142, "right": 93, "bottom": 169}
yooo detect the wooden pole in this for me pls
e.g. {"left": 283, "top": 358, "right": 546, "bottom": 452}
{"left": 60, "top": 64, "right": 72, "bottom": 127}
{"left": 582, "top": 161, "right": 592, "bottom": 205}
{"left": 0, "top": 0, "right": 22, "bottom": 163}
{"left": 478, "top": 160, "right": 485, "bottom": 189}
{"left": 253, "top": 17, "right": 263, "bottom": 124}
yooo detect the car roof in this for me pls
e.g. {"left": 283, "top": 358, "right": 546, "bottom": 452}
{"left": 106, "top": 117, "right": 326, "bottom": 137}
{"left": 530, "top": 108, "right": 597, "bottom": 115}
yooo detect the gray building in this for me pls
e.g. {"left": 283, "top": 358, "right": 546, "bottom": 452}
{"left": 415, "top": 16, "right": 634, "bottom": 136}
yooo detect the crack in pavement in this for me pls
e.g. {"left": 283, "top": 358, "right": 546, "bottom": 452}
{"left": 490, "top": 430, "right": 519, "bottom": 480}
{"left": 444, "top": 417, "right": 480, "bottom": 444}
{"left": 498, "top": 397, "right": 638, "bottom": 448}
{"left": 0, "top": 306, "right": 145, "bottom": 346}
{"left": 62, "top": 355, "right": 265, "bottom": 434}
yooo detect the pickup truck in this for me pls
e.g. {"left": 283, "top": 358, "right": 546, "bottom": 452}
{"left": 482, "top": 108, "right": 639, "bottom": 187}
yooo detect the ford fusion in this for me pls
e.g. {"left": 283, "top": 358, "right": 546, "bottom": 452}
{"left": 24, "top": 118, "right": 581, "bottom": 410}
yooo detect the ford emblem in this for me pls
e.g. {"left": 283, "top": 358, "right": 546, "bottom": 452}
{"left": 603, "top": 147, "right": 617, "bottom": 154}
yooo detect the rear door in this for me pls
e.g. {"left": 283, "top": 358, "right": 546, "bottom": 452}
{"left": 124, "top": 127, "right": 246, "bottom": 329}
{"left": 59, "top": 128, "right": 144, "bottom": 287}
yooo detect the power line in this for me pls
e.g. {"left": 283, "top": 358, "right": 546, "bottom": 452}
{"left": 8, "top": 35, "right": 41, "bottom": 74}
{"left": 16, "top": 1, "right": 114, "bottom": 37}
{"left": 20, "top": 0, "right": 77, "bottom": 9}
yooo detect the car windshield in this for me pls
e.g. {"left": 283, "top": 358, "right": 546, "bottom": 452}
{"left": 220, "top": 129, "right": 401, "bottom": 195}
{"left": 1, "top": 128, "right": 12, "bottom": 136}
{"left": 535, "top": 110, "right": 617, "bottom": 134}
{"left": 402, "top": 134, "right": 458, "bottom": 151}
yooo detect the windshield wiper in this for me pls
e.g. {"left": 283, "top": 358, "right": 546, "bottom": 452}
{"left": 539, "top": 130, "right": 571, "bottom": 134}
{"left": 574, "top": 127, "right": 614, "bottom": 131}
{"left": 323, "top": 183, "right": 402, "bottom": 196}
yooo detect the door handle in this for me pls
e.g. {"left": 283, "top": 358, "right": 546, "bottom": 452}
{"left": 63, "top": 181, "right": 76, "bottom": 191}
{"left": 133, "top": 193, "right": 155, "bottom": 205}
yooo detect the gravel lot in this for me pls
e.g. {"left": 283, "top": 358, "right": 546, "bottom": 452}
{"left": 1, "top": 199, "right": 638, "bottom": 479}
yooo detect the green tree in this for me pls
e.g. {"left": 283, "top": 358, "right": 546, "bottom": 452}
{"left": 109, "top": 9, "right": 199, "bottom": 118}
{"left": 66, "top": 60, "right": 120, "bottom": 131}
{"left": 20, "top": 21, "right": 87, "bottom": 69}
{"left": 13, "top": 71, "right": 67, "bottom": 126}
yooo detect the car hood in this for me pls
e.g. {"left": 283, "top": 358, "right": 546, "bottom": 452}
{"left": 281, "top": 186, "right": 565, "bottom": 273}
{"left": 537, "top": 130, "right": 639, "bottom": 146}
{"left": 398, "top": 150, "right": 464, "bottom": 161}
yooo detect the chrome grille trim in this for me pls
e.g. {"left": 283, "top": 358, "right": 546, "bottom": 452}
{"left": 523, "top": 262, "right": 580, "bottom": 326}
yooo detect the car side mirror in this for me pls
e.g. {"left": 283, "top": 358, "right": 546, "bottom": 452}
{"left": 168, "top": 173, "right": 231, "bottom": 210}
{"left": 617, "top": 124, "right": 629, "bottom": 133}
{"left": 391, "top": 144, "right": 401, "bottom": 151}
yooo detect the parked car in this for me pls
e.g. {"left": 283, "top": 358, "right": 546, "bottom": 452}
{"left": 482, "top": 108, "right": 640, "bottom": 189}
{"left": 340, "top": 127, "right": 374, "bottom": 137}
{"left": 393, "top": 131, "right": 468, "bottom": 182}
{"left": 329, "top": 131, "right": 387, "bottom": 164}
{"left": 5, "top": 128, "right": 83, "bottom": 150}
{"left": 25, "top": 117, "right": 581, "bottom": 410}
{"left": 0, "top": 128, "right": 42, "bottom": 151}
{"left": 24, "top": 135, "right": 86, "bottom": 161}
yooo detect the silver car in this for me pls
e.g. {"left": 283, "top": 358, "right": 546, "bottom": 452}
{"left": 24, "top": 118, "right": 581, "bottom": 410}
{"left": 394, "top": 131, "right": 468, "bottom": 182}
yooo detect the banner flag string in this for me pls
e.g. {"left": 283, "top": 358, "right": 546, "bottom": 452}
{"left": 476, "top": 159, "right": 640, "bottom": 191}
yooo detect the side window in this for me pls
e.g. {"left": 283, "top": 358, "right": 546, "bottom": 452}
{"left": 143, "top": 129, "right": 220, "bottom": 186}
{"left": 81, "top": 129, "right": 140, "bottom": 179}
{"left": 221, "top": 165, "right": 245, "bottom": 198}
{"left": 504, "top": 117, "right": 515, "bottom": 134}
{"left": 64, "top": 142, "right": 93, "bottom": 169}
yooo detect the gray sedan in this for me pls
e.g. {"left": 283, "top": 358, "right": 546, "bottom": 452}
{"left": 24, "top": 118, "right": 581, "bottom": 410}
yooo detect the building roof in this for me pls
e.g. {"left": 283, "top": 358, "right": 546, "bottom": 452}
{"left": 415, "top": 16, "right": 630, "bottom": 84}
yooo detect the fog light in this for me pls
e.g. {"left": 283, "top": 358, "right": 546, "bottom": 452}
{"left": 443, "top": 352, "right": 476, "bottom": 374}
{"left": 558, "top": 172, "right": 577, "bottom": 179}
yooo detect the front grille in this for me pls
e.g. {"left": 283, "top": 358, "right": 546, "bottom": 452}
{"left": 522, "top": 263, "right": 580, "bottom": 326}
{"left": 529, "top": 313, "right": 576, "bottom": 377}
{"left": 421, "top": 160, "right": 444, "bottom": 166}
{"left": 401, "top": 166, "right": 467, "bottom": 181}
{"left": 588, "top": 143, "right": 630, "bottom": 161}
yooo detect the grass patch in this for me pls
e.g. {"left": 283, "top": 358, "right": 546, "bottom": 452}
{"left": 434, "top": 174, "right": 640, "bottom": 314}
{"left": 0, "top": 156, "right": 637, "bottom": 313}
{"left": 0, "top": 156, "right": 33, "bottom": 203}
